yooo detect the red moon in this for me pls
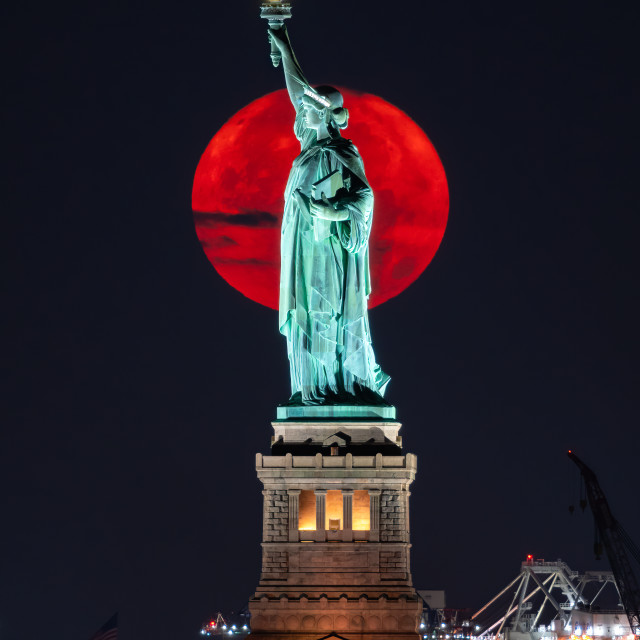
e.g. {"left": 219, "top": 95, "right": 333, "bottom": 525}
{"left": 192, "top": 88, "right": 448, "bottom": 309}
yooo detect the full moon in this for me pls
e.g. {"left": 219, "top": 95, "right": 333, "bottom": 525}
{"left": 193, "top": 88, "right": 448, "bottom": 309}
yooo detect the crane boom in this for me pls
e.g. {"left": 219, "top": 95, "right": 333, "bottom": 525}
{"left": 568, "top": 451, "right": 640, "bottom": 637}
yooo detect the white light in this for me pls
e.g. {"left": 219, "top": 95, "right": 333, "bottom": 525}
{"left": 232, "top": 626, "right": 237, "bottom": 630}
{"left": 421, "top": 624, "right": 426, "bottom": 629}
{"left": 303, "top": 87, "right": 331, "bottom": 108}
{"left": 222, "top": 626, "right": 227, "bottom": 630}
{"left": 228, "top": 631, "right": 233, "bottom": 636}
{"left": 242, "top": 625, "right": 248, "bottom": 630}
{"left": 476, "top": 627, "right": 481, "bottom": 631}
{"left": 442, "top": 623, "right": 447, "bottom": 629}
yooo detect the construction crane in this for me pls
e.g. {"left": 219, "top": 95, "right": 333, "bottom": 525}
{"left": 568, "top": 450, "right": 640, "bottom": 638}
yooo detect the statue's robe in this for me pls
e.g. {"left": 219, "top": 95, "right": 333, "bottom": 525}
{"left": 279, "top": 109, "right": 389, "bottom": 404}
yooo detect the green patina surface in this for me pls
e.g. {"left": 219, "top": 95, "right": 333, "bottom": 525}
{"left": 276, "top": 405, "right": 396, "bottom": 421}
{"left": 268, "top": 25, "right": 390, "bottom": 407}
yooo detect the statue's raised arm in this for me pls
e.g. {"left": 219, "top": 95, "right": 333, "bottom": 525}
{"left": 268, "top": 26, "right": 308, "bottom": 111}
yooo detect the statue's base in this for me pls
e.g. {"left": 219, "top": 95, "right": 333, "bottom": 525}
{"left": 249, "top": 414, "right": 421, "bottom": 640}
{"left": 276, "top": 404, "right": 396, "bottom": 420}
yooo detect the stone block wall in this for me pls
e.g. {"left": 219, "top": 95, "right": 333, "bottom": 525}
{"left": 261, "top": 549, "right": 289, "bottom": 580}
{"left": 380, "top": 490, "right": 406, "bottom": 542}
{"left": 263, "top": 489, "right": 289, "bottom": 542}
{"left": 380, "top": 549, "right": 407, "bottom": 572}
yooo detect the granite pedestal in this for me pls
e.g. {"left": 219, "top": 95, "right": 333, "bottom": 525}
{"left": 248, "top": 406, "right": 422, "bottom": 640}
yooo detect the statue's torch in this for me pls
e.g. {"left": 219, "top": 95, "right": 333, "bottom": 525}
{"left": 260, "top": 0, "right": 292, "bottom": 67}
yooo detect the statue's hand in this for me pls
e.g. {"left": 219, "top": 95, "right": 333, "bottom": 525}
{"left": 268, "top": 25, "right": 288, "bottom": 51}
{"left": 309, "top": 199, "right": 334, "bottom": 219}
{"left": 309, "top": 195, "right": 349, "bottom": 222}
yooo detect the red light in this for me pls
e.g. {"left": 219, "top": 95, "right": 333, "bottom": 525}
{"left": 527, "top": 555, "right": 533, "bottom": 560}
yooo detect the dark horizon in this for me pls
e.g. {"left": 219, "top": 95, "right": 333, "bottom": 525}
{"left": 3, "top": 1, "right": 639, "bottom": 639}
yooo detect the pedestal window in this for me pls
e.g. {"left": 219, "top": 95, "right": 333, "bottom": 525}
{"left": 353, "top": 490, "right": 370, "bottom": 530}
{"left": 326, "top": 490, "right": 343, "bottom": 530}
{"left": 297, "top": 488, "right": 373, "bottom": 532}
{"left": 298, "top": 490, "right": 316, "bottom": 530}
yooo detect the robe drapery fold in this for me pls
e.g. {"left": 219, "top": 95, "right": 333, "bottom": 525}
{"left": 279, "top": 108, "right": 389, "bottom": 404}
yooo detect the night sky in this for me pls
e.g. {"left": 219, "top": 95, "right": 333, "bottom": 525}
{"left": 3, "top": 1, "right": 639, "bottom": 639}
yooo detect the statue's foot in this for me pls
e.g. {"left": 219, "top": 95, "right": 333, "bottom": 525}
{"left": 349, "top": 384, "right": 392, "bottom": 407}
{"left": 284, "top": 392, "right": 304, "bottom": 406}
{"left": 284, "top": 391, "right": 329, "bottom": 406}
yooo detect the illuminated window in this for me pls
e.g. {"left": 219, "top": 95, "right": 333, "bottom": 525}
{"left": 298, "top": 490, "right": 316, "bottom": 530}
{"left": 326, "top": 490, "right": 343, "bottom": 530}
{"left": 353, "top": 490, "right": 370, "bottom": 530}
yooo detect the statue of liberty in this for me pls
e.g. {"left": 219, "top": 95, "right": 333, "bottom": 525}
{"left": 268, "top": 25, "right": 390, "bottom": 406}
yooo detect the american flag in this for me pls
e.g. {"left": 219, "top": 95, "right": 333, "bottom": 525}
{"left": 90, "top": 613, "right": 118, "bottom": 640}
